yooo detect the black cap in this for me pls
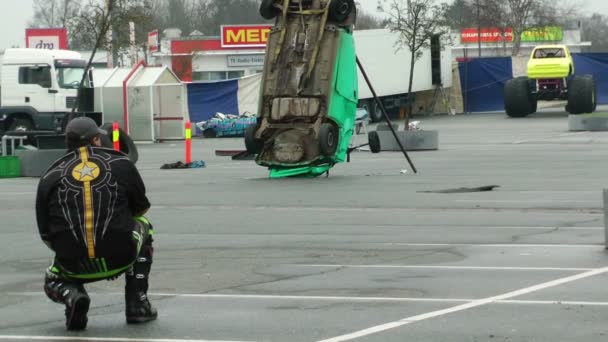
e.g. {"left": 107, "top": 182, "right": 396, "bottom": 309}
{"left": 65, "top": 117, "right": 107, "bottom": 140}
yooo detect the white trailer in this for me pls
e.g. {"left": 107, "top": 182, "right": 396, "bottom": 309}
{"left": 354, "top": 29, "right": 452, "bottom": 121}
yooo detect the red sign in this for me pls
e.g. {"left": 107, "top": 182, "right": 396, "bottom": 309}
{"left": 461, "top": 28, "right": 513, "bottom": 44}
{"left": 221, "top": 25, "right": 272, "bottom": 48}
{"left": 25, "top": 28, "right": 68, "bottom": 50}
{"left": 148, "top": 30, "right": 159, "bottom": 52}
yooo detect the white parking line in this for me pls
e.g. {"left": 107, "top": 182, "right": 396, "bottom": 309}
{"left": 456, "top": 199, "right": 598, "bottom": 204}
{"left": 0, "top": 192, "right": 35, "bottom": 196}
{"left": 315, "top": 266, "right": 608, "bottom": 342}
{"left": 0, "top": 337, "right": 253, "bottom": 342}
{"left": 10, "top": 292, "right": 608, "bottom": 307}
{"left": 381, "top": 243, "right": 602, "bottom": 248}
{"left": 296, "top": 265, "right": 594, "bottom": 271}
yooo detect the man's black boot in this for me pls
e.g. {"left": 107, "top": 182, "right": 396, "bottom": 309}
{"left": 44, "top": 270, "right": 90, "bottom": 330}
{"left": 125, "top": 236, "right": 157, "bottom": 324}
{"left": 125, "top": 289, "right": 158, "bottom": 323}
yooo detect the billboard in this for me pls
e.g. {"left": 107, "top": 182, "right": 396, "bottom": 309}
{"left": 26, "top": 28, "right": 68, "bottom": 50}
{"left": 461, "top": 28, "right": 513, "bottom": 44}
{"left": 461, "top": 26, "right": 563, "bottom": 44}
{"left": 521, "top": 26, "right": 563, "bottom": 42}
{"left": 221, "top": 25, "right": 272, "bottom": 48}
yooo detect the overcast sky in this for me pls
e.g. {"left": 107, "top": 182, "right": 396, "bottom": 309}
{"left": 1, "top": 0, "right": 607, "bottom": 50}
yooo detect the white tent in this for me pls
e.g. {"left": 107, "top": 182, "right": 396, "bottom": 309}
{"left": 93, "top": 66, "right": 189, "bottom": 142}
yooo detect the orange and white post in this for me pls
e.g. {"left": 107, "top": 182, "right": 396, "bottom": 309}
{"left": 112, "top": 122, "right": 120, "bottom": 151}
{"left": 185, "top": 121, "right": 192, "bottom": 164}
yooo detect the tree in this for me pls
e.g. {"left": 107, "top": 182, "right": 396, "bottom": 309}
{"left": 442, "top": 0, "right": 474, "bottom": 30}
{"left": 443, "top": 0, "right": 579, "bottom": 56}
{"left": 30, "top": 0, "right": 155, "bottom": 59}
{"left": 378, "top": 0, "right": 446, "bottom": 129}
{"left": 205, "top": 0, "right": 270, "bottom": 35}
{"left": 581, "top": 13, "right": 608, "bottom": 52}
{"left": 29, "top": 0, "right": 79, "bottom": 29}
{"left": 354, "top": 2, "right": 385, "bottom": 30}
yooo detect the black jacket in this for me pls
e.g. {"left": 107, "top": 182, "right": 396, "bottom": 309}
{"left": 35, "top": 146, "right": 150, "bottom": 258}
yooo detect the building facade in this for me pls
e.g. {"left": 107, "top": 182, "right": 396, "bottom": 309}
{"left": 150, "top": 26, "right": 269, "bottom": 82}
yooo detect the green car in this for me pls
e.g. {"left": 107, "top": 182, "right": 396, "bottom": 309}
{"left": 244, "top": 0, "right": 357, "bottom": 178}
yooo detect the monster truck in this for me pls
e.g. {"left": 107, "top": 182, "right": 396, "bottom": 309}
{"left": 504, "top": 44, "right": 596, "bottom": 117}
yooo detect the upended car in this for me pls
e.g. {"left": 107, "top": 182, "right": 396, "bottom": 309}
{"left": 504, "top": 44, "right": 596, "bottom": 117}
{"left": 244, "top": 0, "right": 358, "bottom": 178}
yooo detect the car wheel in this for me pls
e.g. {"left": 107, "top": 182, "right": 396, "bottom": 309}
{"left": 259, "top": 0, "right": 279, "bottom": 20}
{"left": 328, "top": 0, "right": 355, "bottom": 23}
{"left": 368, "top": 131, "right": 381, "bottom": 153}
{"left": 100, "top": 123, "right": 139, "bottom": 164}
{"left": 202, "top": 128, "right": 217, "bottom": 138}
{"left": 319, "top": 123, "right": 338, "bottom": 157}
{"left": 370, "top": 100, "right": 383, "bottom": 123}
{"left": 244, "top": 124, "right": 263, "bottom": 154}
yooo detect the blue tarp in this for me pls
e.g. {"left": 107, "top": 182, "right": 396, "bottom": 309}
{"left": 187, "top": 80, "right": 239, "bottom": 134}
{"left": 458, "top": 57, "right": 513, "bottom": 113}
{"left": 458, "top": 53, "right": 608, "bottom": 113}
{"left": 572, "top": 53, "right": 608, "bottom": 105}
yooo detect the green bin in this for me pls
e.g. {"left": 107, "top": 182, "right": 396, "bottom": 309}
{"left": 0, "top": 156, "right": 20, "bottom": 178}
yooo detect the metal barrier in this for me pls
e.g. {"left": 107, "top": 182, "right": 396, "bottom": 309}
{"left": 1, "top": 135, "right": 27, "bottom": 156}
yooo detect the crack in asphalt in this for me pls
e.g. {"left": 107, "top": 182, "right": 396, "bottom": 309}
{"left": 511, "top": 227, "right": 560, "bottom": 243}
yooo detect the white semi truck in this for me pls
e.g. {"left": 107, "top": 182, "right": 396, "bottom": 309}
{"left": 354, "top": 29, "right": 453, "bottom": 122}
{"left": 0, "top": 48, "right": 94, "bottom": 134}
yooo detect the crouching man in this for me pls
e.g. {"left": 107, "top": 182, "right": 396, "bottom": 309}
{"left": 35, "top": 117, "right": 157, "bottom": 330}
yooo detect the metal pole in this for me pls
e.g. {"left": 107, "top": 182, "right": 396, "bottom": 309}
{"left": 356, "top": 56, "right": 418, "bottom": 174}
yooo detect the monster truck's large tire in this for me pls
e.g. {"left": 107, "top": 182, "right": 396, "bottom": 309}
{"left": 584, "top": 75, "right": 597, "bottom": 112}
{"left": 244, "top": 124, "right": 263, "bottom": 155}
{"left": 100, "top": 123, "right": 139, "bottom": 164}
{"left": 319, "top": 123, "right": 338, "bottom": 156}
{"left": 566, "top": 75, "right": 596, "bottom": 114}
{"left": 259, "top": 0, "right": 279, "bottom": 20}
{"left": 328, "top": 0, "right": 355, "bottom": 23}
{"left": 368, "top": 131, "right": 381, "bottom": 153}
{"left": 504, "top": 76, "right": 534, "bottom": 118}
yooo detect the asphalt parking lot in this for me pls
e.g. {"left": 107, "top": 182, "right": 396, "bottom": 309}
{"left": 1, "top": 110, "right": 608, "bottom": 341}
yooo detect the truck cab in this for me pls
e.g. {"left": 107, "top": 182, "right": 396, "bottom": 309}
{"left": 0, "top": 48, "right": 92, "bottom": 133}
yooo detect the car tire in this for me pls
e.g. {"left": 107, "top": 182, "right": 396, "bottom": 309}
{"left": 567, "top": 75, "right": 596, "bottom": 114}
{"left": 244, "top": 124, "right": 263, "bottom": 154}
{"left": 504, "top": 76, "right": 533, "bottom": 118}
{"left": 202, "top": 128, "right": 217, "bottom": 138}
{"left": 319, "top": 123, "right": 338, "bottom": 157}
{"left": 259, "top": 0, "right": 279, "bottom": 20}
{"left": 328, "top": 0, "right": 355, "bottom": 23}
{"left": 370, "top": 100, "right": 383, "bottom": 123}
{"left": 100, "top": 123, "right": 139, "bottom": 164}
{"left": 368, "top": 131, "right": 381, "bottom": 153}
